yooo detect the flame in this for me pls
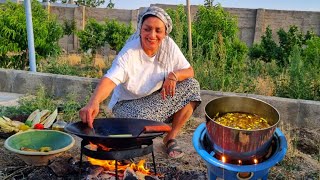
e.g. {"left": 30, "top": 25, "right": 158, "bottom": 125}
{"left": 253, "top": 158, "right": 258, "bottom": 164}
{"left": 238, "top": 160, "right": 242, "bottom": 165}
{"left": 88, "top": 142, "right": 112, "bottom": 151}
{"left": 97, "top": 143, "right": 112, "bottom": 151}
{"left": 86, "top": 142, "right": 150, "bottom": 175}
{"left": 88, "top": 158, "right": 151, "bottom": 174}
{"left": 221, "top": 156, "right": 226, "bottom": 163}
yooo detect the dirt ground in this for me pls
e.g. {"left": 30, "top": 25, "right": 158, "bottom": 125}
{"left": 0, "top": 117, "right": 319, "bottom": 180}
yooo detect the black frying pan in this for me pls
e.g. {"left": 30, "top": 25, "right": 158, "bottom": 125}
{"left": 64, "top": 118, "right": 171, "bottom": 148}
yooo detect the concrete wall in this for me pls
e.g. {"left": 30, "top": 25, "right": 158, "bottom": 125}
{"left": 0, "top": 68, "right": 319, "bottom": 129}
{"left": 0, "top": 68, "right": 99, "bottom": 101}
{"left": 45, "top": 4, "right": 320, "bottom": 53}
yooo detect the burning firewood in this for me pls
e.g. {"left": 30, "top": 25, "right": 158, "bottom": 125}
{"left": 123, "top": 167, "right": 138, "bottom": 180}
{"left": 135, "top": 171, "right": 145, "bottom": 180}
{"left": 99, "top": 171, "right": 117, "bottom": 180}
{"left": 86, "top": 165, "right": 104, "bottom": 179}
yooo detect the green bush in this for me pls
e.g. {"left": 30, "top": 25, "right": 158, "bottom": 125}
{"left": 304, "top": 36, "right": 320, "bottom": 67}
{"left": 0, "top": 0, "right": 63, "bottom": 70}
{"left": 77, "top": 18, "right": 106, "bottom": 56}
{"left": 277, "top": 26, "right": 304, "bottom": 66}
{"left": 104, "top": 19, "right": 134, "bottom": 52}
{"left": 167, "top": 5, "right": 249, "bottom": 92}
{"left": 62, "top": 19, "right": 77, "bottom": 36}
{"left": 191, "top": 5, "right": 248, "bottom": 92}
{"left": 77, "top": 18, "right": 133, "bottom": 55}
{"left": 167, "top": 5, "right": 189, "bottom": 56}
{"left": 249, "top": 26, "right": 278, "bottom": 62}
{"left": 249, "top": 25, "right": 316, "bottom": 67}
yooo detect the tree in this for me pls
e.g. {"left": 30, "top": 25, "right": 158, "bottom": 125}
{"left": 77, "top": 18, "right": 133, "bottom": 56}
{"left": 249, "top": 26, "right": 278, "bottom": 62}
{"left": 193, "top": 5, "right": 247, "bottom": 64}
{"left": 77, "top": 19, "right": 106, "bottom": 56}
{"left": 106, "top": 0, "right": 114, "bottom": 9}
{"left": 0, "top": 0, "right": 63, "bottom": 70}
{"left": 75, "top": 0, "right": 105, "bottom": 7}
{"left": 204, "top": 0, "right": 214, "bottom": 7}
{"left": 104, "top": 19, "right": 133, "bottom": 52}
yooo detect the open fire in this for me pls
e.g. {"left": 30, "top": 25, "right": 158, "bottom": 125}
{"left": 84, "top": 142, "right": 159, "bottom": 180}
{"left": 88, "top": 158, "right": 150, "bottom": 175}
{"left": 63, "top": 118, "right": 172, "bottom": 180}
{"left": 87, "top": 158, "right": 156, "bottom": 180}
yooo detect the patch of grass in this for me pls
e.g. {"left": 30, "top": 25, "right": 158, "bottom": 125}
{"left": 305, "top": 171, "right": 320, "bottom": 179}
{"left": 253, "top": 75, "right": 275, "bottom": 96}
{"left": 39, "top": 54, "right": 108, "bottom": 78}
{"left": 59, "top": 93, "right": 86, "bottom": 122}
{"left": 0, "top": 86, "right": 56, "bottom": 118}
{"left": 0, "top": 86, "right": 92, "bottom": 123}
{"left": 278, "top": 158, "right": 301, "bottom": 171}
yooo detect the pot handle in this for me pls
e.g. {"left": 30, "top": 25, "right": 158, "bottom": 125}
{"left": 143, "top": 125, "right": 172, "bottom": 133}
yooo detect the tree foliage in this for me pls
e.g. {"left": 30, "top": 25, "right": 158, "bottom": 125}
{"left": 0, "top": 0, "right": 63, "bottom": 70}
{"left": 166, "top": 5, "right": 188, "bottom": 55}
{"left": 249, "top": 25, "right": 316, "bottom": 67}
{"left": 77, "top": 19, "right": 106, "bottom": 56}
{"left": 167, "top": 5, "right": 248, "bottom": 92}
{"left": 104, "top": 19, "right": 133, "bottom": 52}
{"left": 75, "top": 0, "right": 105, "bottom": 7}
{"left": 62, "top": 19, "right": 76, "bottom": 36}
{"left": 106, "top": 0, "right": 115, "bottom": 9}
{"left": 77, "top": 18, "right": 133, "bottom": 55}
{"left": 204, "top": 0, "right": 214, "bottom": 7}
{"left": 192, "top": 5, "right": 247, "bottom": 66}
{"left": 249, "top": 26, "right": 278, "bottom": 63}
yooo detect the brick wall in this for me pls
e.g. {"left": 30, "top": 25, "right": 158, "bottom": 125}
{"left": 45, "top": 3, "right": 320, "bottom": 53}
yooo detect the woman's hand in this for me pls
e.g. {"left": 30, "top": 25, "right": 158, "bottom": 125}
{"left": 79, "top": 101, "right": 100, "bottom": 129}
{"left": 161, "top": 72, "right": 178, "bottom": 99}
{"left": 79, "top": 77, "right": 116, "bottom": 128}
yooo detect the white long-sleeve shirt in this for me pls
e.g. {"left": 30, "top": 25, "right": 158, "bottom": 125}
{"left": 104, "top": 37, "right": 190, "bottom": 109}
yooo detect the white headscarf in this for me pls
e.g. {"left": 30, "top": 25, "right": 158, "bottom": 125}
{"left": 126, "top": 6, "right": 174, "bottom": 70}
{"left": 127, "top": 6, "right": 173, "bottom": 42}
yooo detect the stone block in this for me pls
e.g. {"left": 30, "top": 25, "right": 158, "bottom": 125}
{"left": 298, "top": 100, "right": 320, "bottom": 128}
{"left": 0, "top": 68, "right": 13, "bottom": 92}
{"left": 12, "top": 71, "right": 54, "bottom": 95}
{"left": 52, "top": 74, "right": 98, "bottom": 102}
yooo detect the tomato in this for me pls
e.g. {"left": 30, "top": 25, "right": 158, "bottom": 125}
{"left": 34, "top": 123, "right": 44, "bottom": 129}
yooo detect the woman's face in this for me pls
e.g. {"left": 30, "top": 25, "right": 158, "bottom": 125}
{"left": 140, "top": 16, "right": 166, "bottom": 56}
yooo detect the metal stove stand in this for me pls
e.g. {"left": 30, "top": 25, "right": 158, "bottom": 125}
{"left": 79, "top": 139, "right": 157, "bottom": 180}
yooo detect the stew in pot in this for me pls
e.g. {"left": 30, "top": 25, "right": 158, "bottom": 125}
{"left": 214, "top": 112, "right": 270, "bottom": 130}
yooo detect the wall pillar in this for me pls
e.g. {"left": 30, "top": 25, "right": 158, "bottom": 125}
{"left": 73, "top": 6, "right": 85, "bottom": 52}
{"left": 253, "top": 8, "right": 266, "bottom": 43}
{"left": 131, "top": 9, "right": 139, "bottom": 30}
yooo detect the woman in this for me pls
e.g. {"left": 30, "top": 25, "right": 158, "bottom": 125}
{"left": 79, "top": 6, "right": 201, "bottom": 159}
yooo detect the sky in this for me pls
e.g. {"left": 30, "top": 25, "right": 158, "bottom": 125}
{"left": 113, "top": 0, "right": 320, "bottom": 12}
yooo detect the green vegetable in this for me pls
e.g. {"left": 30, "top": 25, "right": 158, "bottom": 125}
{"left": 25, "top": 120, "right": 33, "bottom": 127}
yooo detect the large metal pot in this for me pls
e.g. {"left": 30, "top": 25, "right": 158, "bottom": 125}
{"left": 205, "top": 96, "right": 280, "bottom": 161}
